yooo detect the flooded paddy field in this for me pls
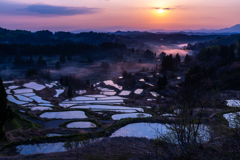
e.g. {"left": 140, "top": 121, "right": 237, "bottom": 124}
{"left": 1, "top": 42, "right": 238, "bottom": 157}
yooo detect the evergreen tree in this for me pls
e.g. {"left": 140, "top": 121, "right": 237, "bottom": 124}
{"left": 0, "top": 77, "right": 13, "bottom": 137}
{"left": 162, "top": 75, "right": 168, "bottom": 87}
{"left": 29, "top": 56, "right": 34, "bottom": 66}
{"left": 157, "top": 75, "right": 168, "bottom": 89}
{"left": 184, "top": 54, "right": 192, "bottom": 64}
{"left": 55, "top": 61, "right": 61, "bottom": 70}
{"left": 37, "top": 56, "right": 47, "bottom": 67}
{"left": 161, "top": 54, "right": 173, "bottom": 70}
{"left": 67, "top": 86, "right": 73, "bottom": 98}
{"left": 65, "top": 77, "right": 69, "bottom": 86}
{"left": 157, "top": 76, "right": 163, "bottom": 89}
{"left": 176, "top": 53, "right": 181, "bottom": 64}
{"left": 60, "top": 76, "right": 64, "bottom": 85}
{"left": 86, "top": 79, "right": 90, "bottom": 87}
{"left": 37, "top": 56, "right": 43, "bottom": 65}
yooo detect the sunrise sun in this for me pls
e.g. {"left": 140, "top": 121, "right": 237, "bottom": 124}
{"left": 158, "top": 9, "right": 164, "bottom": 13}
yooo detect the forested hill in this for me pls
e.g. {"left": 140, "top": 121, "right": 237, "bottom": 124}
{"left": 186, "top": 34, "right": 240, "bottom": 50}
{"left": 0, "top": 27, "right": 220, "bottom": 46}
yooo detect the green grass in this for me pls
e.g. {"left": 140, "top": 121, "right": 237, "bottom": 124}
{"left": 4, "top": 112, "right": 42, "bottom": 131}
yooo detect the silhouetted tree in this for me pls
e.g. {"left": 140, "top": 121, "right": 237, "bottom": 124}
{"left": 184, "top": 65, "right": 207, "bottom": 85}
{"left": 161, "top": 54, "right": 173, "bottom": 70}
{"left": 184, "top": 54, "right": 192, "bottom": 64}
{"left": 157, "top": 75, "right": 168, "bottom": 89}
{"left": 162, "top": 75, "right": 168, "bottom": 86}
{"left": 55, "top": 61, "right": 61, "bottom": 70}
{"left": 67, "top": 86, "right": 73, "bottom": 98}
{"left": 219, "top": 45, "right": 235, "bottom": 61}
{"left": 159, "top": 52, "right": 166, "bottom": 59}
{"left": 39, "top": 70, "right": 51, "bottom": 81}
{"left": 60, "top": 76, "right": 64, "bottom": 85}
{"left": 29, "top": 56, "right": 34, "bottom": 66}
{"left": 0, "top": 77, "right": 13, "bottom": 137}
{"left": 37, "top": 56, "right": 47, "bottom": 67}
{"left": 175, "top": 53, "right": 181, "bottom": 64}
{"left": 143, "top": 49, "right": 155, "bottom": 58}
{"left": 86, "top": 79, "right": 90, "bottom": 87}
{"left": 26, "top": 68, "right": 38, "bottom": 77}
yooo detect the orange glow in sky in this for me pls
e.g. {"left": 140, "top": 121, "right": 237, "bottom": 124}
{"left": 0, "top": 0, "right": 240, "bottom": 31}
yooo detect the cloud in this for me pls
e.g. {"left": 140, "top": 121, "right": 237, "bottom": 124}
{"left": 151, "top": 6, "right": 186, "bottom": 11}
{"left": 20, "top": 4, "right": 102, "bottom": 16}
{"left": 152, "top": 7, "right": 172, "bottom": 10}
{"left": 0, "top": 2, "right": 102, "bottom": 16}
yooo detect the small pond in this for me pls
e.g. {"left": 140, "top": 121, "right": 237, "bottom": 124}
{"left": 66, "top": 122, "right": 97, "bottom": 128}
{"left": 40, "top": 111, "right": 88, "bottom": 119}
{"left": 85, "top": 95, "right": 107, "bottom": 98}
{"left": 71, "top": 105, "right": 143, "bottom": 112}
{"left": 110, "top": 123, "right": 210, "bottom": 142}
{"left": 16, "top": 138, "right": 99, "bottom": 155}
{"left": 21, "top": 93, "right": 36, "bottom": 97}
{"left": 150, "top": 92, "right": 159, "bottom": 97}
{"left": 112, "top": 113, "right": 152, "bottom": 120}
{"left": 7, "top": 95, "right": 28, "bottom": 105}
{"left": 226, "top": 100, "right": 240, "bottom": 107}
{"left": 59, "top": 103, "right": 75, "bottom": 108}
{"left": 100, "top": 91, "right": 116, "bottom": 96}
{"left": 8, "top": 85, "right": 20, "bottom": 89}
{"left": 54, "top": 89, "right": 64, "bottom": 97}
{"left": 46, "top": 133, "right": 63, "bottom": 137}
{"left": 23, "top": 82, "right": 46, "bottom": 91}
{"left": 15, "top": 95, "right": 33, "bottom": 102}
{"left": 14, "top": 89, "right": 33, "bottom": 94}
{"left": 103, "top": 80, "right": 122, "bottom": 90}
{"left": 223, "top": 112, "right": 240, "bottom": 128}
{"left": 119, "top": 90, "right": 131, "bottom": 96}
{"left": 30, "top": 96, "right": 51, "bottom": 103}
{"left": 31, "top": 107, "right": 52, "bottom": 111}
{"left": 134, "top": 89, "right": 143, "bottom": 94}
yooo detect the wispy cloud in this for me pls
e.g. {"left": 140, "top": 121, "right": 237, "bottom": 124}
{"left": 0, "top": 2, "right": 102, "bottom": 16}
{"left": 152, "top": 7, "right": 172, "bottom": 10}
{"left": 20, "top": 4, "right": 102, "bottom": 16}
{"left": 151, "top": 6, "right": 186, "bottom": 11}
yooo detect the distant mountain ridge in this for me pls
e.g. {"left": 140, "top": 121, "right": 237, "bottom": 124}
{"left": 149, "top": 24, "right": 240, "bottom": 34}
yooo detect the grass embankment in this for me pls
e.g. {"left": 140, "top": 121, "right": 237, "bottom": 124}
{"left": 4, "top": 112, "right": 42, "bottom": 131}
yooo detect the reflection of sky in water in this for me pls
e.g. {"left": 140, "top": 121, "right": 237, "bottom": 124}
{"left": 110, "top": 123, "right": 210, "bottom": 141}
{"left": 110, "top": 123, "right": 168, "bottom": 139}
{"left": 66, "top": 122, "right": 96, "bottom": 128}
{"left": 223, "top": 112, "right": 240, "bottom": 128}
{"left": 71, "top": 105, "right": 143, "bottom": 112}
{"left": 17, "top": 142, "right": 67, "bottom": 154}
{"left": 40, "top": 111, "right": 88, "bottom": 119}
{"left": 112, "top": 113, "right": 152, "bottom": 120}
{"left": 16, "top": 139, "right": 100, "bottom": 154}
